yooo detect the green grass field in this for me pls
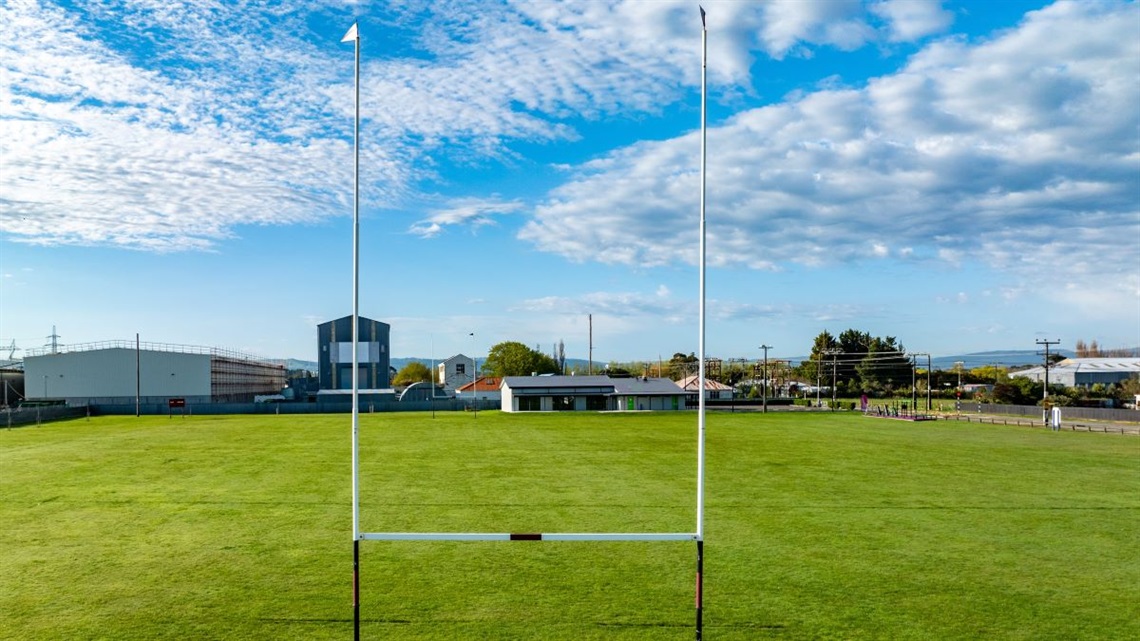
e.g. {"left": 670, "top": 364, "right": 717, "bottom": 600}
{"left": 2, "top": 411, "right": 1137, "bottom": 640}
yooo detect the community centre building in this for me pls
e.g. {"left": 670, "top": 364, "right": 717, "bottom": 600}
{"left": 499, "top": 375, "right": 688, "bottom": 412}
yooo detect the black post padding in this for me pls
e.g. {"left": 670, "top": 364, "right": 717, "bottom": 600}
{"left": 509, "top": 533, "right": 542, "bottom": 541}
{"left": 695, "top": 539, "right": 704, "bottom": 640}
{"left": 353, "top": 539, "right": 360, "bottom": 641}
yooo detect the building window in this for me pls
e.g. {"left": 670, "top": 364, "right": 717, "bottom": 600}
{"left": 586, "top": 396, "right": 607, "bottom": 411}
{"left": 456, "top": 363, "right": 466, "bottom": 374}
{"left": 519, "top": 396, "right": 540, "bottom": 411}
{"left": 553, "top": 396, "right": 575, "bottom": 411}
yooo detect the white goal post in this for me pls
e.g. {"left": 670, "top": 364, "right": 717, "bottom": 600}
{"left": 344, "top": 8, "right": 711, "bottom": 640}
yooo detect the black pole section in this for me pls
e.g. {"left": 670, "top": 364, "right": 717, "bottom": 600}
{"left": 695, "top": 539, "right": 704, "bottom": 640}
{"left": 353, "top": 539, "right": 360, "bottom": 640}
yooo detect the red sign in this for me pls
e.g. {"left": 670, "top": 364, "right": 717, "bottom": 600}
{"left": 168, "top": 398, "right": 186, "bottom": 408}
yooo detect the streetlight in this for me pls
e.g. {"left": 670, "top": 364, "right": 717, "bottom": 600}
{"left": 469, "top": 332, "right": 477, "bottom": 418}
{"left": 759, "top": 345, "right": 771, "bottom": 413}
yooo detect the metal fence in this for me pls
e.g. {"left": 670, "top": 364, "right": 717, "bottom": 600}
{"left": 957, "top": 402, "right": 1139, "bottom": 423}
{"left": 90, "top": 398, "right": 495, "bottom": 416}
{"left": 2, "top": 406, "right": 89, "bottom": 428}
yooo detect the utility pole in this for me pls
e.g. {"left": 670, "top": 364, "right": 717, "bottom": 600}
{"left": 925, "top": 354, "right": 931, "bottom": 411}
{"left": 1035, "top": 339, "right": 1060, "bottom": 399}
{"left": 823, "top": 348, "right": 841, "bottom": 410}
{"left": 588, "top": 314, "right": 593, "bottom": 376}
{"left": 912, "top": 352, "right": 932, "bottom": 411}
{"left": 954, "top": 361, "right": 964, "bottom": 414}
{"left": 815, "top": 353, "right": 821, "bottom": 407}
{"left": 759, "top": 345, "right": 771, "bottom": 413}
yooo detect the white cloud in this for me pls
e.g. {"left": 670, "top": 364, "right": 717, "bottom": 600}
{"left": 514, "top": 290, "right": 688, "bottom": 323}
{"left": 513, "top": 288, "right": 871, "bottom": 329}
{"left": 0, "top": 0, "right": 410, "bottom": 251}
{"left": 759, "top": 0, "right": 872, "bottom": 59}
{"left": 409, "top": 197, "right": 523, "bottom": 238}
{"left": 870, "top": 0, "right": 954, "bottom": 42}
{"left": 519, "top": 1, "right": 1140, "bottom": 318}
{"left": 1, "top": 0, "right": 992, "bottom": 253}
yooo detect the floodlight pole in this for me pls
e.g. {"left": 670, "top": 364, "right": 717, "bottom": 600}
{"left": 696, "top": 7, "right": 708, "bottom": 640}
{"left": 341, "top": 21, "right": 362, "bottom": 641}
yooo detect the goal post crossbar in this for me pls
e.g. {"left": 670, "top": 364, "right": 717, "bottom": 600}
{"left": 360, "top": 532, "right": 699, "bottom": 542}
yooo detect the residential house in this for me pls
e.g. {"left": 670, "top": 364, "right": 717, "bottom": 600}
{"left": 677, "top": 374, "right": 734, "bottom": 400}
{"left": 437, "top": 354, "right": 475, "bottom": 390}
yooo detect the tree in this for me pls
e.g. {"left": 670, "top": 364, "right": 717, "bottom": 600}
{"left": 483, "top": 341, "right": 559, "bottom": 377}
{"left": 802, "top": 331, "right": 838, "bottom": 387}
{"left": 856, "top": 335, "right": 909, "bottom": 394}
{"left": 392, "top": 361, "right": 432, "bottom": 387}
{"left": 553, "top": 339, "right": 566, "bottom": 374}
{"left": 970, "top": 365, "right": 1008, "bottom": 386}
{"left": 667, "top": 352, "right": 699, "bottom": 380}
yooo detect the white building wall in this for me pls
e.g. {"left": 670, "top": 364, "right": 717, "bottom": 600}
{"left": 25, "top": 349, "right": 211, "bottom": 400}
{"left": 438, "top": 354, "right": 475, "bottom": 389}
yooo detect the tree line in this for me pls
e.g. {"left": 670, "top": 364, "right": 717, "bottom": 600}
{"left": 390, "top": 333, "right": 1139, "bottom": 406}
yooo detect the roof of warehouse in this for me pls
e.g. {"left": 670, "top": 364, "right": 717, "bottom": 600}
{"left": 1017, "top": 357, "right": 1140, "bottom": 376}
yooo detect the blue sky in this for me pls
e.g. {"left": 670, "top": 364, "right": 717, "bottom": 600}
{"left": 1, "top": 0, "right": 1137, "bottom": 365}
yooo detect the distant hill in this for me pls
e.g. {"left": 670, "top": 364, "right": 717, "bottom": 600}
{"left": 930, "top": 350, "right": 1075, "bottom": 370}
{"left": 275, "top": 358, "right": 317, "bottom": 373}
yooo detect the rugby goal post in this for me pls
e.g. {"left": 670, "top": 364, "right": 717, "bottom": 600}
{"left": 344, "top": 8, "right": 712, "bottom": 639}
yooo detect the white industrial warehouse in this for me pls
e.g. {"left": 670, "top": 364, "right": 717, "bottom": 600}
{"left": 1013, "top": 357, "right": 1140, "bottom": 388}
{"left": 23, "top": 340, "right": 285, "bottom": 406}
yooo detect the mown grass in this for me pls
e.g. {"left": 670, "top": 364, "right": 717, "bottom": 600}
{"left": 1, "top": 411, "right": 1136, "bottom": 640}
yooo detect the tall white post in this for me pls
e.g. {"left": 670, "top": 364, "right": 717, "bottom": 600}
{"left": 341, "top": 21, "right": 361, "bottom": 641}
{"left": 348, "top": 21, "right": 360, "bottom": 548}
{"left": 696, "top": 5, "right": 708, "bottom": 544}
{"left": 695, "top": 8, "right": 708, "bottom": 641}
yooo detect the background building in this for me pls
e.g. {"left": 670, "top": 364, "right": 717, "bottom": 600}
{"left": 500, "top": 375, "right": 685, "bottom": 412}
{"left": 317, "top": 316, "right": 391, "bottom": 391}
{"left": 1014, "top": 358, "right": 1140, "bottom": 388}
{"left": 23, "top": 341, "right": 284, "bottom": 406}
{"left": 456, "top": 376, "right": 502, "bottom": 402}
{"left": 437, "top": 353, "right": 475, "bottom": 390}
{"left": 677, "top": 374, "right": 735, "bottom": 400}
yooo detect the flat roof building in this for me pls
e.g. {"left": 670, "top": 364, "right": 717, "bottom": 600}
{"left": 23, "top": 341, "right": 284, "bottom": 406}
{"left": 500, "top": 375, "right": 686, "bottom": 412}
{"left": 1013, "top": 358, "right": 1140, "bottom": 388}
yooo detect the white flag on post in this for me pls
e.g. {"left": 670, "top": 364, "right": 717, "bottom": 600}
{"left": 341, "top": 22, "right": 358, "bottom": 42}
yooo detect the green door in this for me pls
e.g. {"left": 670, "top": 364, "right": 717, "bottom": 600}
{"left": 626, "top": 396, "right": 635, "bottom": 411}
